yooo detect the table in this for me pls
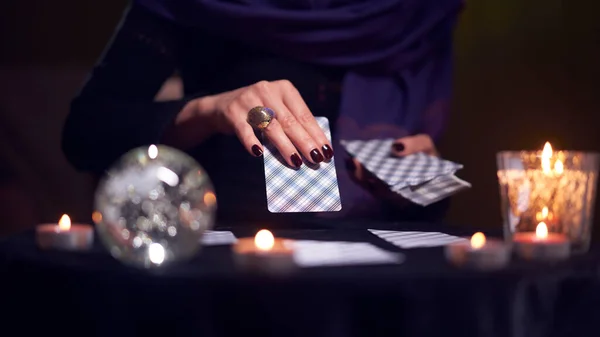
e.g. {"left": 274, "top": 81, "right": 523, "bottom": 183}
{"left": 1, "top": 220, "right": 600, "bottom": 337}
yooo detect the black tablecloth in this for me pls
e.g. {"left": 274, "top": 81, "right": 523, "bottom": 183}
{"left": 1, "top": 220, "right": 600, "bottom": 337}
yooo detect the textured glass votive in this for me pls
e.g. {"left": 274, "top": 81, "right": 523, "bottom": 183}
{"left": 497, "top": 145, "right": 599, "bottom": 254}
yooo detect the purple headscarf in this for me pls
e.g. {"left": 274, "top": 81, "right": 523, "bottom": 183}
{"left": 135, "top": 0, "right": 463, "bottom": 216}
{"left": 135, "top": 0, "right": 462, "bottom": 140}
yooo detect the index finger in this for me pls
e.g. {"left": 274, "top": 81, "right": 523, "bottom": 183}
{"left": 280, "top": 82, "right": 334, "bottom": 159}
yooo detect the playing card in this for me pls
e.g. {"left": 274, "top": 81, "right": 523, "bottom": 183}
{"left": 369, "top": 229, "right": 467, "bottom": 249}
{"left": 392, "top": 174, "right": 471, "bottom": 206}
{"left": 263, "top": 117, "right": 342, "bottom": 213}
{"left": 341, "top": 138, "right": 461, "bottom": 189}
{"left": 285, "top": 240, "right": 403, "bottom": 267}
{"left": 200, "top": 230, "right": 238, "bottom": 246}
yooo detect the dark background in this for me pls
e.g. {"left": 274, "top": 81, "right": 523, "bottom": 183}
{"left": 0, "top": 0, "right": 599, "bottom": 237}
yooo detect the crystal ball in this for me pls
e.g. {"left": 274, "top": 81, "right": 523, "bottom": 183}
{"left": 93, "top": 145, "right": 217, "bottom": 268}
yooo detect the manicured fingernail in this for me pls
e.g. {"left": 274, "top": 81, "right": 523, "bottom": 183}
{"left": 310, "top": 149, "right": 324, "bottom": 163}
{"left": 322, "top": 145, "right": 334, "bottom": 159}
{"left": 393, "top": 142, "right": 405, "bottom": 152}
{"left": 252, "top": 145, "right": 263, "bottom": 157}
{"left": 291, "top": 153, "right": 303, "bottom": 168}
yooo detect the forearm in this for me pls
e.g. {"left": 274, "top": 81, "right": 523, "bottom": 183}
{"left": 63, "top": 97, "right": 187, "bottom": 173}
{"left": 61, "top": 5, "right": 197, "bottom": 173}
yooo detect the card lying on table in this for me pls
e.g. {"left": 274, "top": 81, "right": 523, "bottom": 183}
{"left": 369, "top": 229, "right": 467, "bottom": 249}
{"left": 341, "top": 138, "right": 471, "bottom": 206}
{"left": 285, "top": 240, "right": 403, "bottom": 267}
{"left": 263, "top": 117, "right": 342, "bottom": 213}
{"left": 200, "top": 230, "right": 238, "bottom": 246}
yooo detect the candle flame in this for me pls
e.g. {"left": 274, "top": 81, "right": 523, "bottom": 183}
{"left": 470, "top": 232, "right": 486, "bottom": 249}
{"left": 554, "top": 159, "right": 564, "bottom": 174}
{"left": 254, "top": 229, "right": 275, "bottom": 251}
{"left": 536, "top": 222, "right": 548, "bottom": 239}
{"left": 542, "top": 142, "right": 553, "bottom": 158}
{"left": 541, "top": 142, "right": 553, "bottom": 174}
{"left": 541, "top": 207, "right": 548, "bottom": 218}
{"left": 58, "top": 214, "right": 71, "bottom": 231}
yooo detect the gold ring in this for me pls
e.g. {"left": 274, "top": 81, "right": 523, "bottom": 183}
{"left": 247, "top": 106, "right": 276, "bottom": 131}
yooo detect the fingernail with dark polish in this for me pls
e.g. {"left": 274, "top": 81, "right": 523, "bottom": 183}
{"left": 291, "top": 153, "right": 303, "bottom": 168}
{"left": 310, "top": 149, "right": 324, "bottom": 163}
{"left": 252, "top": 145, "right": 263, "bottom": 157}
{"left": 322, "top": 145, "right": 334, "bottom": 160}
{"left": 393, "top": 142, "right": 405, "bottom": 152}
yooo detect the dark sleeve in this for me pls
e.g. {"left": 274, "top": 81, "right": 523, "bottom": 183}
{"left": 61, "top": 5, "right": 191, "bottom": 173}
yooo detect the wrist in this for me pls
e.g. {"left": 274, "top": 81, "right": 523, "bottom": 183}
{"left": 164, "top": 96, "right": 218, "bottom": 149}
{"left": 176, "top": 96, "right": 210, "bottom": 124}
{"left": 191, "top": 95, "right": 221, "bottom": 132}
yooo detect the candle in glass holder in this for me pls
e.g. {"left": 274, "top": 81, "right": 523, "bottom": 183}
{"left": 233, "top": 229, "right": 295, "bottom": 273}
{"left": 445, "top": 232, "right": 510, "bottom": 270}
{"left": 36, "top": 214, "right": 94, "bottom": 251}
{"left": 497, "top": 142, "right": 599, "bottom": 255}
{"left": 513, "top": 222, "right": 570, "bottom": 261}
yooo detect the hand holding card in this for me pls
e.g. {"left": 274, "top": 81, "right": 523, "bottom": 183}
{"left": 263, "top": 117, "right": 342, "bottom": 213}
{"left": 341, "top": 138, "right": 470, "bottom": 206}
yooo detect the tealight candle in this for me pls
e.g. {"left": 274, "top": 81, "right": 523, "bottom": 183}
{"left": 445, "top": 232, "right": 510, "bottom": 270}
{"left": 513, "top": 222, "right": 570, "bottom": 261}
{"left": 233, "top": 229, "right": 295, "bottom": 274}
{"left": 36, "top": 214, "right": 94, "bottom": 251}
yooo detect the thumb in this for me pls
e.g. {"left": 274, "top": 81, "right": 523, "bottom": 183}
{"left": 391, "top": 134, "right": 438, "bottom": 157}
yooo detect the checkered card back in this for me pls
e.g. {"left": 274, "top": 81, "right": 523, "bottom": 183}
{"left": 341, "top": 139, "right": 462, "bottom": 188}
{"left": 263, "top": 117, "right": 342, "bottom": 213}
{"left": 369, "top": 229, "right": 467, "bottom": 248}
{"left": 392, "top": 174, "right": 472, "bottom": 206}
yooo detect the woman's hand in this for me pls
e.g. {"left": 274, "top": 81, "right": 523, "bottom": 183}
{"left": 390, "top": 134, "right": 438, "bottom": 157}
{"left": 192, "top": 80, "right": 334, "bottom": 168}
{"left": 347, "top": 157, "right": 412, "bottom": 207}
{"left": 348, "top": 134, "right": 438, "bottom": 202}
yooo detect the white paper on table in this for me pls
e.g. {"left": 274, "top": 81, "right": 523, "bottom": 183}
{"left": 369, "top": 229, "right": 467, "bottom": 249}
{"left": 285, "top": 240, "right": 403, "bottom": 267}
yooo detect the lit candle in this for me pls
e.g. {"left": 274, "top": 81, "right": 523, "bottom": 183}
{"left": 233, "top": 229, "right": 295, "bottom": 273}
{"left": 36, "top": 214, "right": 94, "bottom": 251}
{"left": 513, "top": 222, "right": 570, "bottom": 261}
{"left": 444, "top": 232, "right": 510, "bottom": 270}
{"left": 535, "top": 206, "right": 558, "bottom": 228}
{"left": 498, "top": 141, "right": 597, "bottom": 255}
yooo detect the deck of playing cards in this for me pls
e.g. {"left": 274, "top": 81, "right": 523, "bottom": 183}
{"left": 341, "top": 138, "right": 470, "bottom": 206}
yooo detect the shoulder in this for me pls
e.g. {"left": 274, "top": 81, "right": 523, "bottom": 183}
{"left": 119, "top": 3, "right": 188, "bottom": 37}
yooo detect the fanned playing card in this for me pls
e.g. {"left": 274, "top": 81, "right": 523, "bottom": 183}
{"left": 341, "top": 139, "right": 461, "bottom": 189}
{"left": 263, "top": 117, "right": 342, "bottom": 213}
{"left": 391, "top": 174, "right": 471, "bottom": 206}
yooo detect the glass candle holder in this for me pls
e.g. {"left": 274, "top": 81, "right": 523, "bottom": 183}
{"left": 497, "top": 143, "right": 599, "bottom": 255}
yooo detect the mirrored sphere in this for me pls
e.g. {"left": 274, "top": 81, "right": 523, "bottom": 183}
{"left": 93, "top": 145, "right": 217, "bottom": 268}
